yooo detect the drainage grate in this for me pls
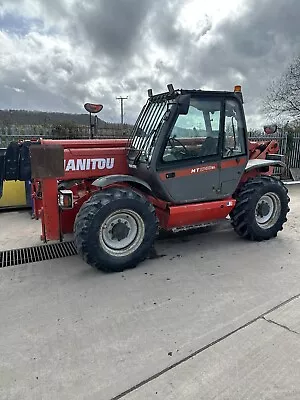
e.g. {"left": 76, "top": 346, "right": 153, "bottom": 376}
{"left": 0, "top": 241, "right": 77, "bottom": 268}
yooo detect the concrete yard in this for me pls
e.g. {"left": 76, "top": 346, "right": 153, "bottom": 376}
{"left": 0, "top": 208, "right": 42, "bottom": 251}
{"left": 1, "top": 186, "right": 300, "bottom": 399}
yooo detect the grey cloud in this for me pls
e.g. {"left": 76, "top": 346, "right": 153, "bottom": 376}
{"left": 168, "top": 0, "right": 300, "bottom": 125}
{"left": 71, "top": 0, "right": 158, "bottom": 59}
{"left": 120, "top": 78, "right": 138, "bottom": 92}
{"left": 197, "top": 18, "right": 213, "bottom": 39}
{"left": 148, "top": 0, "right": 182, "bottom": 48}
{"left": 0, "top": 81, "right": 81, "bottom": 113}
{"left": 1, "top": 0, "right": 69, "bottom": 28}
{"left": 2, "top": 0, "right": 300, "bottom": 127}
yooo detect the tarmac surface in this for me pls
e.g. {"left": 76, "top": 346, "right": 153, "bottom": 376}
{"left": 1, "top": 186, "right": 300, "bottom": 399}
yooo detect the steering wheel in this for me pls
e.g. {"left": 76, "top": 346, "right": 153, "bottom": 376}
{"left": 168, "top": 136, "right": 188, "bottom": 153}
{"left": 224, "top": 147, "right": 234, "bottom": 157}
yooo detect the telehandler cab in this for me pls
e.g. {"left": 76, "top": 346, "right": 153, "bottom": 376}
{"left": 0, "top": 85, "right": 289, "bottom": 272}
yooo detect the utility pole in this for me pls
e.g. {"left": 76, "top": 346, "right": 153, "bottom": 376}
{"left": 116, "top": 96, "right": 128, "bottom": 124}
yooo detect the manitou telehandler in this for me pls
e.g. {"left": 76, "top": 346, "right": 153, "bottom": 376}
{"left": 0, "top": 85, "right": 289, "bottom": 272}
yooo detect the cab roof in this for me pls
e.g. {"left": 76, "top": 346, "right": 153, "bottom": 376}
{"left": 148, "top": 87, "right": 243, "bottom": 103}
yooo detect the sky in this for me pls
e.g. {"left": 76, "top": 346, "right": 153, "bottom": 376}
{"left": 1, "top": 0, "right": 300, "bottom": 128}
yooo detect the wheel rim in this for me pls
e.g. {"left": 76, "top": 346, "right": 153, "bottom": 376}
{"left": 99, "top": 209, "right": 145, "bottom": 257}
{"left": 255, "top": 192, "right": 281, "bottom": 229}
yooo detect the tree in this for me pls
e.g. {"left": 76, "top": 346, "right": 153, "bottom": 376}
{"left": 264, "top": 56, "right": 300, "bottom": 122}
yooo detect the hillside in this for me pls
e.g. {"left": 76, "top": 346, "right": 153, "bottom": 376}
{"left": 0, "top": 109, "right": 115, "bottom": 128}
{"left": 0, "top": 109, "right": 134, "bottom": 147}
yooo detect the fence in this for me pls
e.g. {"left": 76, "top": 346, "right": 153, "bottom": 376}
{"left": 248, "top": 131, "right": 300, "bottom": 179}
{"left": 1, "top": 126, "right": 300, "bottom": 179}
{"left": 0, "top": 125, "right": 131, "bottom": 147}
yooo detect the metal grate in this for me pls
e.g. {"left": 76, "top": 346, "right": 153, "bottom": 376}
{"left": 128, "top": 92, "right": 175, "bottom": 165}
{"left": 0, "top": 241, "right": 77, "bottom": 268}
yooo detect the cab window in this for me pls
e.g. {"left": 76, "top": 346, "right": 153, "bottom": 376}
{"left": 223, "top": 99, "right": 246, "bottom": 158}
{"left": 162, "top": 98, "right": 221, "bottom": 163}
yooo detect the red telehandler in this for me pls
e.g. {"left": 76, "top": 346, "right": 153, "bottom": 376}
{"left": 0, "top": 85, "right": 289, "bottom": 272}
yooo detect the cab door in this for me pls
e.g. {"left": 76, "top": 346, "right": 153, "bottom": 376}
{"left": 155, "top": 97, "right": 224, "bottom": 204}
{"left": 220, "top": 98, "right": 248, "bottom": 196}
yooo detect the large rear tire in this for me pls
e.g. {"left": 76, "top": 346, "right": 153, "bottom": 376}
{"left": 230, "top": 176, "right": 290, "bottom": 241}
{"left": 74, "top": 187, "right": 158, "bottom": 272}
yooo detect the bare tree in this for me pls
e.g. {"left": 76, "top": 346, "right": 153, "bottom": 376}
{"left": 264, "top": 56, "right": 300, "bottom": 121}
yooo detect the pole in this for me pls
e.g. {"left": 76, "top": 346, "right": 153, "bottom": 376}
{"left": 121, "top": 98, "right": 124, "bottom": 125}
{"left": 94, "top": 115, "right": 97, "bottom": 137}
{"left": 90, "top": 113, "right": 95, "bottom": 139}
{"left": 116, "top": 96, "right": 128, "bottom": 124}
{"left": 89, "top": 112, "right": 92, "bottom": 139}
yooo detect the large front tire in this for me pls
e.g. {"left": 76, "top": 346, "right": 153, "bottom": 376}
{"left": 74, "top": 187, "right": 158, "bottom": 272}
{"left": 230, "top": 176, "right": 290, "bottom": 241}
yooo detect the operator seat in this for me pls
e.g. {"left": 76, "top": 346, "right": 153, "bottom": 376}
{"left": 198, "top": 136, "right": 218, "bottom": 157}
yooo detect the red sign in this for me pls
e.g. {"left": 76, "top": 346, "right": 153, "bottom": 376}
{"left": 84, "top": 103, "right": 103, "bottom": 113}
{"left": 264, "top": 125, "right": 277, "bottom": 135}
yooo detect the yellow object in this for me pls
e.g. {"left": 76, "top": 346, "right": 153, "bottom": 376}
{"left": 234, "top": 85, "right": 242, "bottom": 92}
{"left": 0, "top": 181, "right": 27, "bottom": 208}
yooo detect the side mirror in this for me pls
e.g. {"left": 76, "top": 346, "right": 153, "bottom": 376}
{"left": 264, "top": 125, "right": 277, "bottom": 135}
{"left": 177, "top": 94, "right": 190, "bottom": 115}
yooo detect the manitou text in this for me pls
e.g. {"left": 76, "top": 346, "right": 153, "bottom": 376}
{"left": 64, "top": 158, "right": 115, "bottom": 172}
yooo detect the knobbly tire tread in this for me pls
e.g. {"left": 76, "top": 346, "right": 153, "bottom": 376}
{"left": 74, "top": 187, "right": 158, "bottom": 272}
{"left": 230, "top": 176, "right": 290, "bottom": 241}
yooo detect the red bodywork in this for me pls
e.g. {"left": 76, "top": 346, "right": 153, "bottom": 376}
{"left": 31, "top": 138, "right": 280, "bottom": 242}
{"left": 33, "top": 139, "right": 128, "bottom": 241}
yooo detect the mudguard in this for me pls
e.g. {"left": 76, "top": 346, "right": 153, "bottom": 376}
{"left": 245, "top": 159, "right": 285, "bottom": 172}
{"left": 92, "top": 174, "right": 152, "bottom": 192}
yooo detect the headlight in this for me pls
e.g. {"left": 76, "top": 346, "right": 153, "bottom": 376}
{"left": 58, "top": 189, "right": 74, "bottom": 209}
